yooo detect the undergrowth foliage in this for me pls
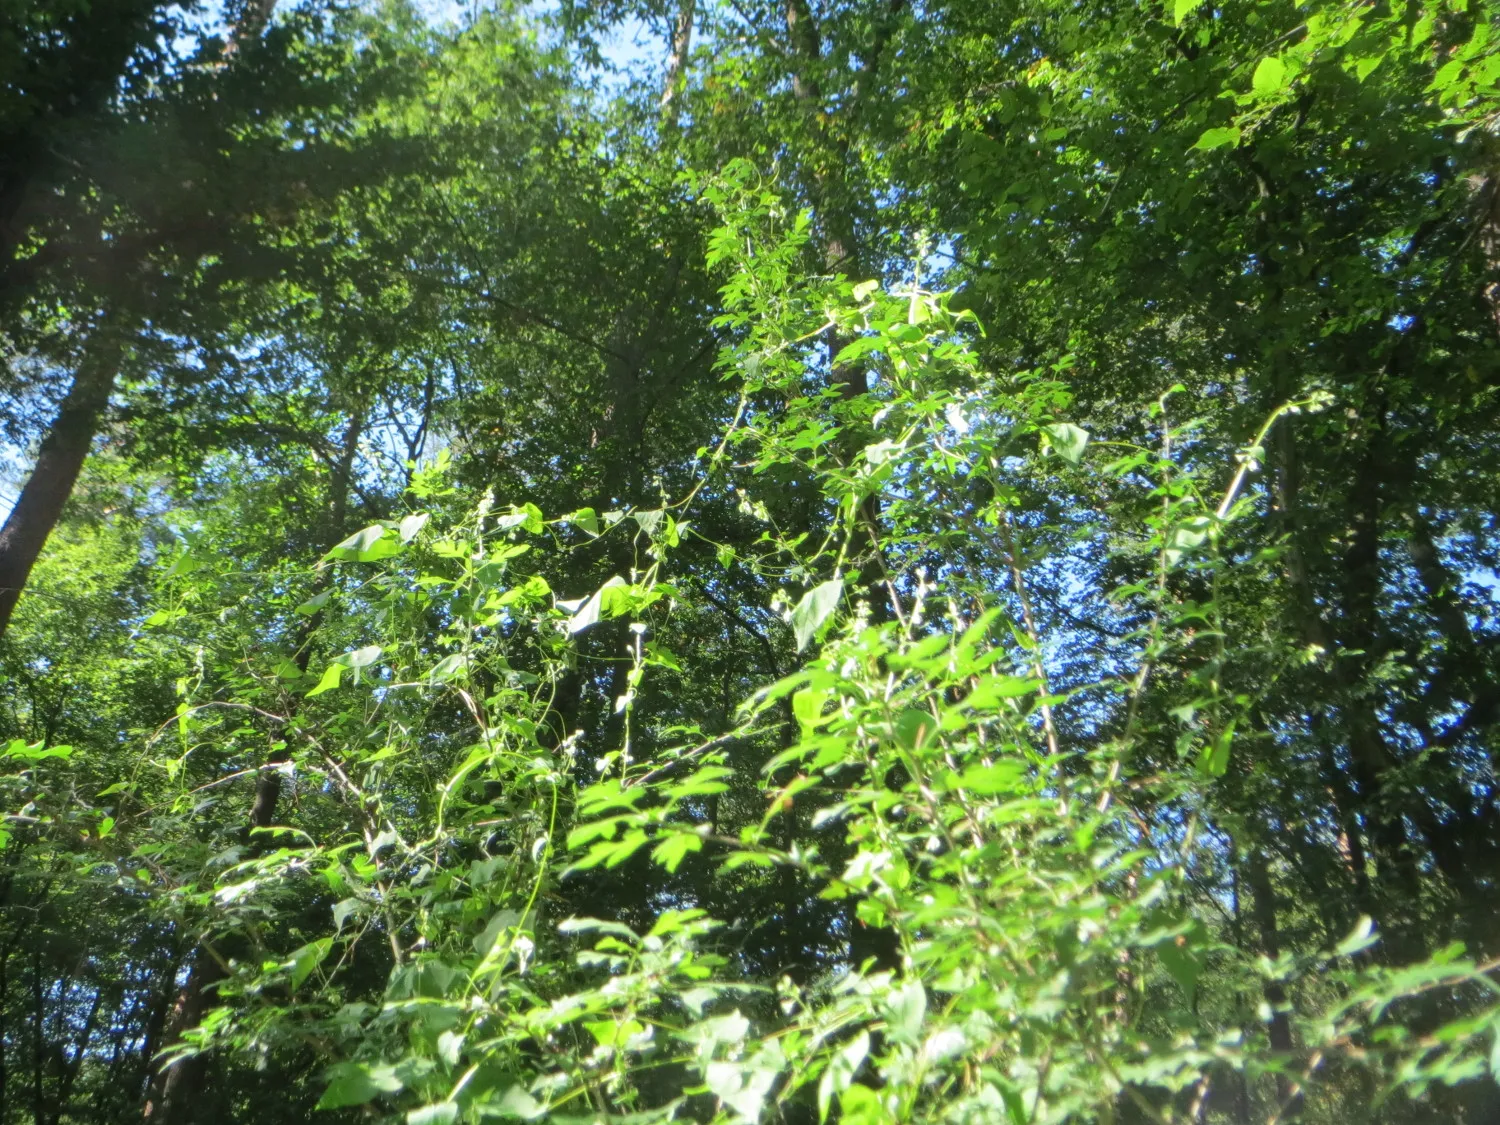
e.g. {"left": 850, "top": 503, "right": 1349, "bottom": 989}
{"left": 126, "top": 168, "right": 1500, "bottom": 1123}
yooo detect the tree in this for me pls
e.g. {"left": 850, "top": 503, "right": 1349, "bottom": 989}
{"left": 3, "top": 0, "right": 1500, "bottom": 1121}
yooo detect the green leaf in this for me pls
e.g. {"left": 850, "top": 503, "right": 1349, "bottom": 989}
{"left": 1431, "top": 58, "right": 1464, "bottom": 91}
{"left": 495, "top": 1086, "right": 544, "bottom": 1119}
{"left": 399, "top": 512, "right": 429, "bottom": 542}
{"left": 585, "top": 1017, "right": 644, "bottom": 1047}
{"left": 295, "top": 590, "right": 331, "bottom": 616}
{"left": 1198, "top": 723, "right": 1234, "bottom": 777}
{"left": 818, "top": 1030, "right": 869, "bottom": 1121}
{"left": 958, "top": 761, "right": 1027, "bottom": 795}
{"left": 568, "top": 507, "right": 600, "bottom": 535}
{"left": 332, "top": 898, "right": 362, "bottom": 933}
{"left": 1193, "top": 126, "right": 1241, "bottom": 151}
{"left": 437, "top": 1030, "right": 464, "bottom": 1067}
{"left": 894, "top": 708, "right": 937, "bottom": 750}
{"left": 885, "top": 979, "right": 927, "bottom": 1045}
{"left": 837, "top": 1083, "right": 889, "bottom": 1125}
{"left": 326, "top": 524, "right": 402, "bottom": 563}
{"left": 289, "top": 939, "right": 332, "bottom": 989}
{"left": 1043, "top": 422, "right": 1090, "bottom": 464}
{"left": 1158, "top": 938, "right": 1204, "bottom": 1005}
{"left": 473, "top": 909, "right": 521, "bottom": 957}
{"left": 793, "top": 688, "right": 829, "bottom": 735}
{"left": 497, "top": 503, "right": 545, "bottom": 533}
{"left": 344, "top": 644, "right": 382, "bottom": 669}
{"left": 5, "top": 740, "right": 73, "bottom": 761}
{"left": 1173, "top": 0, "right": 1205, "bottom": 24}
{"left": 408, "top": 1105, "right": 458, "bottom": 1125}
{"left": 645, "top": 642, "right": 681, "bottom": 670}
{"left": 652, "top": 831, "right": 704, "bottom": 873}
{"left": 164, "top": 549, "right": 200, "bottom": 578}
{"left": 316, "top": 1062, "right": 403, "bottom": 1109}
{"left": 791, "top": 578, "right": 843, "bottom": 652}
{"left": 306, "top": 663, "right": 342, "bottom": 698}
{"left": 705, "top": 1059, "right": 779, "bottom": 1122}
{"left": 1252, "top": 56, "right": 1287, "bottom": 97}
{"left": 1335, "top": 916, "right": 1377, "bottom": 958}
{"left": 565, "top": 576, "right": 628, "bottom": 634}
{"left": 965, "top": 675, "right": 1040, "bottom": 708}
{"left": 428, "top": 653, "right": 467, "bottom": 683}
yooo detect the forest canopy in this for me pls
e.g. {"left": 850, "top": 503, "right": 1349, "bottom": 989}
{"left": 1, "top": 0, "right": 1499, "bottom": 1122}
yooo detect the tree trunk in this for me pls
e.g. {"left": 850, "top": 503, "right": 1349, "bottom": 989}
{"left": 141, "top": 951, "right": 226, "bottom": 1124}
{"left": 1246, "top": 848, "right": 1300, "bottom": 1118}
{"left": 0, "top": 941, "right": 8, "bottom": 1118}
{"left": 51, "top": 985, "right": 102, "bottom": 1125}
{"left": 659, "top": 0, "right": 695, "bottom": 123}
{"left": 0, "top": 329, "right": 122, "bottom": 639}
{"left": 31, "top": 945, "right": 44, "bottom": 1124}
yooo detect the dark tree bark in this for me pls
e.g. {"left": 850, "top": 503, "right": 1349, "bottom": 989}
{"left": 1246, "top": 848, "right": 1300, "bottom": 1118}
{"left": 31, "top": 945, "right": 44, "bottom": 1124}
{"left": 0, "top": 939, "right": 8, "bottom": 1118}
{"left": 50, "top": 985, "right": 102, "bottom": 1125}
{"left": 0, "top": 330, "right": 123, "bottom": 639}
{"left": 140, "top": 951, "right": 226, "bottom": 1124}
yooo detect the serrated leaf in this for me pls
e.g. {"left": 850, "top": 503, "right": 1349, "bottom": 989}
{"left": 652, "top": 831, "right": 703, "bottom": 873}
